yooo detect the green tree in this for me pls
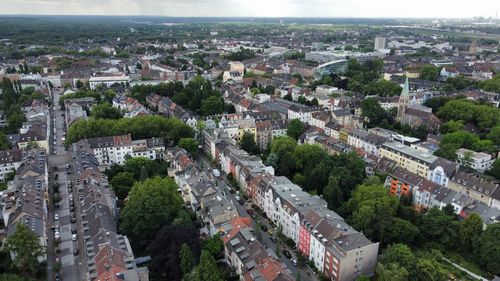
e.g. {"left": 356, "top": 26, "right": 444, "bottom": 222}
{"left": 475, "top": 223, "right": 500, "bottom": 275}
{"left": 287, "top": 119, "right": 305, "bottom": 140}
{"left": 419, "top": 207, "right": 458, "bottom": 249}
{"left": 179, "top": 138, "right": 199, "bottom": 157}
{"left": 0, "top": 133, "right": 12, "bottom": 150}
{"left": 376, "top": 263, "right": 409, "bottom": 281}
{"left": 192, "top": 250, "right": 223, "bottom": 281}
{"left": 323, "top": 175, "right": 343, "bottom": 209}
{"left": 440, "top": 120, "right": 464, "bottom": 134}
{"left": 459, "top": 213, "right": 483, "bottom": 251}
{"left": 239, "top": 132, "right": 259, "bottom": 155}
{"left": 384, "top": 217, "right": 420, "bottom": 246}
{"left": 199, "top": 96, "right": 224, "bottom": 116}
{"left": 202, "top": 234, "right": 224, "bottom": 259}
{"left": 381, "top": 244, "right": 416, "bottom": 269}
{"left": 419, "top": 65, "right": 439, "bottom": 81}
{"left": 345, "top": 184, "right": 399, "bottom": 241}
{"left": 5, "top": 223, "right": 45, "bottom": 276}
{"left": 361, "top": 97, "right": 386, "bottom": 125}
{"left": 270, "top": 136, "right": 297, "bottom": 158}
{"left": 120, "top": 177, "right": 183, "bottom": 244}
{"left": 486, "top": 126, "right": 500, "bottom": 146}
{"left": 486, "top": 158, "right": 500, "bottom": 180}
{"left": 179, "top": 243, "right": 195, "bottom": 277}
{"left": 109, "top": 172, "right": 136, "bottom": 201}
{"left": 90, "top": 103, "right": 123, "bottom": 119}
{"left": 0, "top": 274, "right": 32, "bottom": 281}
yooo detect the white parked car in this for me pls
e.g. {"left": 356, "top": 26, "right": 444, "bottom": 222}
{"left": 54, "top": 231, "right": 60, "bottom": 240}
{"left": 72, "top": 234, "right": 77, "bottom": 241}
{"left": 54, "top": 214, "right": 59, "bottom": 221}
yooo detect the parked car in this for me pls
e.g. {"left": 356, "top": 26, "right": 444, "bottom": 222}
{"left": 71, "top": 229, "right": 76, "bottom": 234}
{"left": 54, "top": 214, "right": 59, "bottom": 221}
{"left": 260, "top": 224, "right": 268, "bottom": 232}
{"left": 270, "top": 236, "right": 277, "bottom": 242}
{"left": 72, "top": 234, "right": 77, "bottom": 241}
{"left": 70, "top": 218, "right": 76, "bottom": 223}
{"left": 292, "top": 259, "right": 298, "bottom": 266}
{"left": 73, "top": 248, "right": 79, "bottom": 256}
{"left": 282, "top": 250, "right": 292, "bottom": 259}
{"left": 234, "top": 195, "right": 241, "bottom": 201}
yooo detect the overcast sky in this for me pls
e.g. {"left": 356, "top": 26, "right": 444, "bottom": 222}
{"left": 1, "top": 0, "right": 498, "bottom": 18}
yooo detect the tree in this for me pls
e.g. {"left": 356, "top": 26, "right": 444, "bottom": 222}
{"left": 239, "top": 132, "right": 259, "bottom": 155}
{"left": 383, "top": 217, "right": 420, "bottom": 246}
{"left": 323, "top": 176, "right": 343, "bottom": 209}
{"left": 459, "top": 213, "right": 483, "bottom": 251}
{"left": 376, "top": 263, "right": 409, "bottom": 281}
{"left": 120, "top": 177, "right": 183, "bottom": 244}
{"left": 90, "top": 103, "right": 123, "bottom": 119}
{"left": 5, "top": 223, "right": 45, "bottom": 276}
{"left": 440, "top": 120, "right": 464, "bottom": 134}
{"left": 199, "top": 96, "right": 224, "bottom": 116}
{"left": 202, "top": 234, "right": 224, "bottom": 259}
{"left": 418, "top": 207, "right": 458, "bottom": 249}
{"left": 419, "top": 65, "right": 439, "bottom": 81}
{"left": 381, "top": 244, "right": 416, "bottom": 269}
{"left": 192, "top": 250, "right": 223, "bottom": 281}
{"left": 270, "top": 136, "right": 297, "bottom": 158}
{"left": 361, "top": 97, "right": 386, "bottom": 125}
{"left": 149, "top": 224, "right": 201, "bottom": 281}
{"left": 0, "top": 274, "right": 31, "bottom": 281}
{"left": 475, "top": 223, "right": 500, "bottom": 275}
{"left": 413, "top": 258, "right": 447, "bottom": 281}
{"left": 486, "top": 159, "right": 500, "bottom": 180}
{"left": 179, "top": 138, "right": 199, "bottom": 157}
{"left": 109, "top": 172, "right": 135, "bottom": 201}
{"left": 0, "top": 132, "right": 12, "bottom": 150}
{"left": 179, "top": 244, "right": 195, "bottom": 277}
{"left": 287, "top": 118, "right": 305, "bottom": 140}
{"left": 345, "top": 184, "right": 399, "bottom": 241}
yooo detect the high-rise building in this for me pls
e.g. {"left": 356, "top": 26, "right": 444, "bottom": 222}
{"left": 374, "top": 36, "right": 387, "bottom": 50}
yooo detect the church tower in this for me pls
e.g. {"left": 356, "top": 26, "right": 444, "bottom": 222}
{"left": 397, "top": 77, "right": 410, "bottom": 122}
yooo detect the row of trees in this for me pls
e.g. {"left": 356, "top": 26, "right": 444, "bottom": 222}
{"left": 1, "top": 78, "right": 27, "bottom": 134}
{"left": 66, "top": 115, "right": 194, "bottom": 145}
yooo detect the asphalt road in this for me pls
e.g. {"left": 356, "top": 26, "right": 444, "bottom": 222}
{"left": 47, "top": 88, "right": 85, "bottom": 281}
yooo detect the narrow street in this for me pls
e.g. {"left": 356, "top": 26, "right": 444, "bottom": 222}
{"left": 196, "top": 154, "right": 318, "bottom": 281}
{"left": 47, "top": 88, "right": 85, "bottom": 281}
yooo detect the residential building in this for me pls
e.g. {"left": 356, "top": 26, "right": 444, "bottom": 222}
{"left": 0, "top": 149, "right": 23, "bottom": 181}
{"left": 456, "top": 148, "right": 494, "bottom": 172}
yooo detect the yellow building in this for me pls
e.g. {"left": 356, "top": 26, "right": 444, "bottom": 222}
{"left": 379, "top": 142, "right": 437, "bottom": 178}
{"left": 236, "top": 119, "right": 257, "bottom": 142}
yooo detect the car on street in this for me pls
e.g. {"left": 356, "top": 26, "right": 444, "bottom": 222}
{"left": 282, "top": 250, "right": 292, "bottom": 259}
{"left": 54, "top": 231, "right": 60, "bottom": 240}
{"left": 72, "top": 234, "right": 77, "bottom": 241}
{"left": 235, "top": 195, "right": 240, "bottom": 201}
{"left": 270, "top": 236, "right": 277, "bottom": 242}
{"left": 212, "top": 169, "right": 221, "bottom": 178}
{"left": 260, "top": 224, "right": 268, "bottom": 232}
{"left": 70, "top": 218, "right": 76, "bottom": 223}
{"left": 292, "top": 259, "right": 298, "bottom": 266}
{"left": 73, "top": 248, "right": 79, "bottom": 256}
{"left": 71, "top": 228, "right": 76, "bottom": 234}
{"left": 55, "top": 273, "right": 61, "bottom": 281}
{"left": 54, "top": 214, "right": 59, "bottom": 221}
{"left": 70, "top": 206, "right": 74, "bottom": 212}
{"left": 55, "top": 256, "right": 61, "bottom": 263}
{"left": 268, "top": 229, "right": 274, "bottom": 236}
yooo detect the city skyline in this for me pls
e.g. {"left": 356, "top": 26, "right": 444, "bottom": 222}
{"left": 1, "top": 0, "right": 499, "bottom": 19}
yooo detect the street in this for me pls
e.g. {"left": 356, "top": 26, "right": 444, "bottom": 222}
{"left": 197, "top": 154, "right": 318, "bottom": 281}
{"left": 47, "top": 88, "right": 85, "bottom": 281}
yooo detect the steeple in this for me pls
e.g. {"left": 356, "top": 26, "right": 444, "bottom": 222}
{"left": 397, "top": 77, "right": 410, "bottom": 122}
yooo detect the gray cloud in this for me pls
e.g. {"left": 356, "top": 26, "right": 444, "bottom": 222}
{"left": 0, "top": 0, "right": 498, "bottom": 18}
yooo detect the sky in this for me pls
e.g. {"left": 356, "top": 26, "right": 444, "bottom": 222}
{"left": 0, "top": 0, "right": 499, "bottom": 18}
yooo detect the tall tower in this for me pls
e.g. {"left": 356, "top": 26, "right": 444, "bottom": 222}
{"left": 397, "top": 77, "right": 410, "bottom": 122}
{"left": 469, "top": 40, "right": 478, "bottom": 55}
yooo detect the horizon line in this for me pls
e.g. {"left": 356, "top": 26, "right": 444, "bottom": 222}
{"left": 0, "top": 14, "right": 493, "bottom": 20}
